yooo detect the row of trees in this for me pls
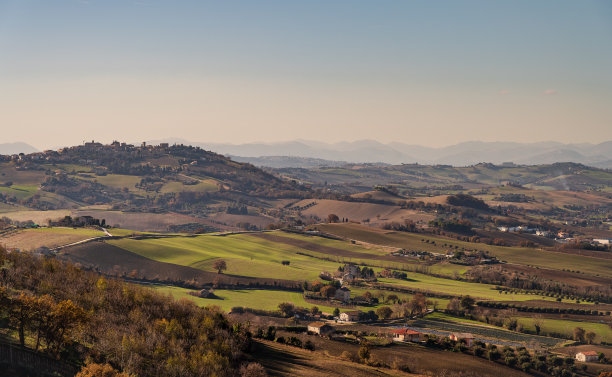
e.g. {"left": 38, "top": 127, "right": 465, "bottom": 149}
{"left": 374, "top": 293, "right": 432, "bottom": 319}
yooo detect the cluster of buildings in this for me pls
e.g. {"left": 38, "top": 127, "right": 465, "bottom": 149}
{"left": 306, "top": 322, "right": 603, "bottom": 365}
{"left": 307, "top": 320, "right": 479, "bottom": 348}
{"left": 497, "top": 225, "right": 538, "bottom": 233}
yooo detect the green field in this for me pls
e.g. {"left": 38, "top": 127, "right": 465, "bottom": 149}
{"left": 153, "top": 285, "right": 338, "bottom": 313}
{"left": 377, "top": 274, "right": 574, "bottom": 303}
{"left": 107, "top": 231, "right": 591, "bottom": 304}
{"left": 90, "top": 174, "right": 142, "bottom": 190}
{"left": 160, "top": 180, "right": 218, "bottom": 194}
{"left": 516, "top": 317, "right": 612, "bottom": 344}
{"left": 108, "top": 233, "right": 342, "bottom": 281}
{"left": 271, "top": 231, "right": 390, "bottom": 256}
{"left": 0, "top": 185, "right": 39, "bottom": 200}
{"left": 349, "top": 286, "right": 451, "bottom": 310}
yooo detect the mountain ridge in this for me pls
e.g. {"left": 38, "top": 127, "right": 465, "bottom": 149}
{"left": 147, "top": 139, "right": 612, "bottom": 168}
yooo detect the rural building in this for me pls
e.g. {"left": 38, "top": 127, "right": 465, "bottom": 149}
{"left": 339, "top": 311, "right": 361, "bottom": 322}
{"left": 335, "top": 287, "right": 351, "bottom": 302}
{"left": 594, "top": 239, "right": 612, "bottom": 245}
{"left": 557, "top": 231, "right": 570, "bottom": 239}
{"left": 307, "top": 322, "right": 335, "bottom": 336}
{"left": 345, "top": 264, "right": 359, "bottom": 275}
{"left": 340, "top": 273, "right": 356, "bottom": 284}
{"left": 390, "top": 328, "right": 423, "bottom": 342}
{"left": 449, "top": 333, "right": 474, "bottom": 347}
{"left": 576, "top": 351, "right": 599, "bottom": 362}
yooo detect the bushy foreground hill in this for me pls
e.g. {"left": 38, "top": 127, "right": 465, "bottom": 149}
{"left": 0, "top": 245, "right": 257, "bottom": 377}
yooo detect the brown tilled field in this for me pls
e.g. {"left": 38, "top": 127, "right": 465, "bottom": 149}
{"left": 236, "top": 314, "right": 529, "bottom": 377}
{"left": 253, "top": 335, "right": 531, "bottom": 377}
{"left": 290, "top": 199, "right": 434, "bottom": 225}
{"left": 351, "top": 190, "right": 407, "bottom": 204}
{"left": 0, "top": 228, "right": 104, "bottom": 251}
{"left": 0, "top": 209, "right": 72, "bottom": 224}
{"left": 490, "top": 264, "right": 612, "bottom": 288}
{"left": 73, "top": 210, "right": 220, "bottom": 232}
{"left": 252, "top": 340, "right": 415, "bottom": 377}
{"left": 474, "top": 229, "right": 556, "bottom": 247}
{"left": 209, "top": 213, "right": 276, "bottom": 228}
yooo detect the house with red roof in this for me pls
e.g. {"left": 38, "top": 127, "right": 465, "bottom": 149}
{"left": 576, "top": 351, "right": 599, "bottom": 362}
{"left": 390, "top": 328, "right": 423, "bottom": 342}
{"left": 449, "top": 333, "right": 475, "bottom": 347}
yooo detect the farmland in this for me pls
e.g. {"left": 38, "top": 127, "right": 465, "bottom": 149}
{"left": 411, "top": 312, "right": 565, "bottom": 347}
{"left": 0, "top": 227, "right": 106, "bottom": 250}
{"left": 154, "top": 285, "right": 338, "bottom": 313}
{"left": 107, "top": 233, "right": 341, "bottom": 281}
{"left": 516, "top": 317, "right": 612, "bottom": 344}
{"left": 2, "top": 143, "right": 612, "bottom": 377}
{"left": 317, "top": 223, "right": 612, "bottom": 278}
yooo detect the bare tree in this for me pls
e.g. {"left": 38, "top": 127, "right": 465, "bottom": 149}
{"left": 212, "top": 259, "right": 227, "bottom": 274}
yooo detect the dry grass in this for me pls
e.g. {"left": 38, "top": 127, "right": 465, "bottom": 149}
{"left": 0, "top": 227, "right": 105, "bottom": 251}
{"left": 252, "top": 340, "right": 416, "bottom": 377}
{"left": 72, "top": 210, "right": 214, "bottom": 232}
{"left": 290, "top": 199, "right": 434, "bottom": 225}
{"left": 0, "top": 210, "right": 72, "bottom": 224}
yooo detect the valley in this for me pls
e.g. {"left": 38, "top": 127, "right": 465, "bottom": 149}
{"left": 1, "top": 142, "right": 612, "bottom": 376}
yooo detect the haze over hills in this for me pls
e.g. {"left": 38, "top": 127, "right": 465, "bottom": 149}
{"left": 0, "top": 142, "right": 39, "bottom": 155}
{"left": 148, "top": 138, "right": 612, "bottom": 168}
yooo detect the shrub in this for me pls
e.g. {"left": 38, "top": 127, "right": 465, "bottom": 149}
{"left": 488, "top": 349, "right": 501, "bottom": 361}
{"left": 505, "top": 356, "right": 517, "bottom": 367}
{"left": 239, "top": 363, "right": 267, "bottom": 377}
{"left": 303, "top": 340, "right": 315, "bottom": 351}
{"left": 521, "top": 362, "right": 532, "bottom": 372}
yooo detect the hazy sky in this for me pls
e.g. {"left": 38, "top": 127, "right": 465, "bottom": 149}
{"left": 1, "top": 0, "right": 611, "bottom": 149}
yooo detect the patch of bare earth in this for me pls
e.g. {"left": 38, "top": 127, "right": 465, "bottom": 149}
{"left": 252, "top": 340, "right": 416, "bottom": 377}
{"left": 0, "top": 230, "right": 95, "bottom": 251}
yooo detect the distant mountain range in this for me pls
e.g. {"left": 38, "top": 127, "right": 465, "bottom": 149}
{"left": 148, "top": 138, "right": 612, "bottom": 168}
{"left": 0, "top": 142, "right": 39, "bottom": 155}
{"left": 5, "top": 139, "right": 611, "bottom": 168}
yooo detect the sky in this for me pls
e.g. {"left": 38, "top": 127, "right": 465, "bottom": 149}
{"left": 0, "top": 0, "right": 611, "bottom": 150}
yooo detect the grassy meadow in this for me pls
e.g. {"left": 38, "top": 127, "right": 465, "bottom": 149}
{"left": 516, "top": 317, "right": 612, "bottom": 344}
{"left": 153, "top": 285, "right": 338, "bottom": 313}
{"left": 108, "top": 233, "right": 343, "bottom": 281}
